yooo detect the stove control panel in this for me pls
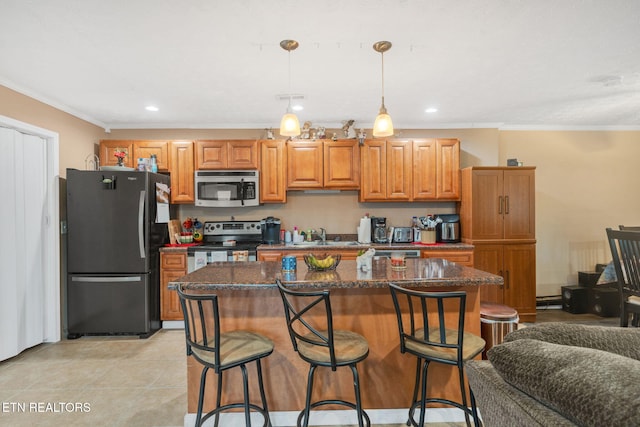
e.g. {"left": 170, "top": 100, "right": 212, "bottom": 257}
{"left": 203, "top": 221, "right": 262, "bottom": 236}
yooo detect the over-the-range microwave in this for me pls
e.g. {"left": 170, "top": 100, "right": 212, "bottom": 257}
{"left": 194, "top": 170, "right": 259, "bottom": 207}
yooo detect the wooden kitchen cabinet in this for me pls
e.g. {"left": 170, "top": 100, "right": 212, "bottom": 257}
{"left": 160, "top": 252, "right": 187, "bottom": 321}
{"left": 132, "top": 140, "right": 170, "bottom": 171}
{"left": 459, "top": 166, "right": 537, "bottom": 322}
{"left": 360, "top": 139, "right": 411, "bottom": 201}
{"left": 323, "top": 139, "right": 360, "bottom": 189}
{"left": 195, "top": 140, "right": 259, "bottom": 169}
{"left": 257, "top": 248, "right": 361, "bottom": 263}
{"left": 287, "top": 140, "right": 323, "bottom": 188}
{"left": 460, "top": 167, "right": 535, "bottom": 240}
{"left": 473, "top": 243, "right": 537, "bottom": 322}
{"left": 169, "top": 140, "right": 195, "bottom": 204}
{"left": 413, "top": 138, "right": 460, "bottom": 201}
{"left": 259, "top": 139, "right": 287, "bottom": 203}
{"left": 99, "top": 139, "right": 170, "bottom": 170}
{"left": 99, "top": 140, "right": 134, "bottom": 167}
{"left": 287, "top": 139, "right": 360, "bottom": 189}
{"left": 421, "top": 249, "right": 474, "bottom": 267}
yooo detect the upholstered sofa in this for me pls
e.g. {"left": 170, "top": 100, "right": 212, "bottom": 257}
{"left": 466, "top": 323, "right": 640, "bottom": 426}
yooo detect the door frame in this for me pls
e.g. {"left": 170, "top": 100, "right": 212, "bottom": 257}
{"left": 1, "top": 114, "right": 60, "bottom": 343}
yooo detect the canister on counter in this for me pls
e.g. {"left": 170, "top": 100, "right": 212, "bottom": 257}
{"left": 282, "top": 255, "right": 297, "bottom": 272}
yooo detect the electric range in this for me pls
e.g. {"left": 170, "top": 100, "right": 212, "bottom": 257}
{"left": 187, "top": 220, "right": 263, "bottom": 272}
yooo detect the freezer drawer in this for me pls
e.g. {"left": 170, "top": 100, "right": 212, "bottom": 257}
{"left": 67, "top": 274, "right": 158, "bottom": 337}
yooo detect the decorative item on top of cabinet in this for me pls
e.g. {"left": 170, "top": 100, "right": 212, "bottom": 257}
{"left": 259, "top": 139, "right": 287, "bottom": 203}
{"left": 458, "top": 166, "right": 536, "bottom": 322}
{"left": 169, "top": 140, "right": 195, "bottom": 204}
{"left": 286, "top": 139, "right": 360, "bottom": 189}
{"left": 195, "top": 140, "right": 258, "bottom": 169}
{"left": 160, "top": 252, "right": 187, "bottom": 320}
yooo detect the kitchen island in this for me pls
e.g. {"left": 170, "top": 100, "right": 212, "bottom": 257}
{"left": 171, "top": 258, "right": 502, "bottom": 425}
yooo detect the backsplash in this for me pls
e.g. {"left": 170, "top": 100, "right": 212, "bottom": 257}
{"left": 177, "top": 191, "right": 456, "bottom": 234}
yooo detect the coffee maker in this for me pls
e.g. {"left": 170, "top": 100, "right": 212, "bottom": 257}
{"left": 260, "top": 216, "right": 281, "bottom": 244}
{"left": 370, "top": 216, "right": 388, "bottom": 243}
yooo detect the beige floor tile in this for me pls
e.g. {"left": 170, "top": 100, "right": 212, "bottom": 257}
{"left": 0, "top": 309, "right": 611, "bottom": 426}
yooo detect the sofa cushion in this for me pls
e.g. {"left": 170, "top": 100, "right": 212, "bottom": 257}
{"left": 466, "top": 360, "right": 578, "bottom": 426}
{"left": 504, "top": 322, "right": 640, "bottom": 360}
{"left": 488, "top": 339, "right": 640, "bottom": 427}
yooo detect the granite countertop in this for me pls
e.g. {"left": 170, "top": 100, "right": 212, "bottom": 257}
{"left": 257, "top": 242, "right": 474, "bottom": 251}
{"left": 171, "top": 258, "right": 502, "bottom": 291}
{"left": 160, "top": 242, "right": 474, "bottom": 253}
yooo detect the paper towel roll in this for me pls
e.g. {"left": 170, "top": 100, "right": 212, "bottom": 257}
{"left": 358, "top": 217, "right": 371, "bottom": 243}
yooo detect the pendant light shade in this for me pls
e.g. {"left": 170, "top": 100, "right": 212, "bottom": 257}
{"left": 372, "top": 41, "right": 394, "bottom": 137}
{"left": 280, "top": 40, "right": 300, "bottom": 137}
{"left": 280, "top": 111, "right": 300, "bottom": 136}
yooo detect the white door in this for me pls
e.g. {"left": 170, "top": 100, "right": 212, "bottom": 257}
{"left": 0, "top": 120, "right": 59, "bottom": 361}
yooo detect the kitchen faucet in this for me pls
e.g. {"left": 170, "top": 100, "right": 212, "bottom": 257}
{"left": 318, "top": 227, "right": 326, "bottom": 242}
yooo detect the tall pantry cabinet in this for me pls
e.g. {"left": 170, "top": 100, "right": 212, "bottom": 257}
{"left": 459, "top": 167, "right": 537, "bottom": 322}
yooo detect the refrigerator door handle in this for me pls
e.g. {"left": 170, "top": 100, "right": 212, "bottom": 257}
{"left": 138, "top": 190, "right": 146, "bottom": 259}
{"left": 71, "top": 276, "right": 142, "bottom": 283}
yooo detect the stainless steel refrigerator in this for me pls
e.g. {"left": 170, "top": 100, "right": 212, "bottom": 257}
{"left": 66, "top": 169, "right": 170, "bottom": 338}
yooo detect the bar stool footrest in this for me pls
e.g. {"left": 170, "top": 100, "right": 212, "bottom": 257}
{"left": 298, "top": 399, "right": 370, "bottom": 427}
{"left": 201, "top": 402, "right": 270, "bottom": 427}
{"left": 408, "top": 398, "right": 476, "bottom": 427}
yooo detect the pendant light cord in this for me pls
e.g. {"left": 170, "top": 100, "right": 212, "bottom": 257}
{"left": 287, "top": 50, "right": 293, "bottom": 112}
{"left": 380, "top": 51, "right": 386, "bottom": 109}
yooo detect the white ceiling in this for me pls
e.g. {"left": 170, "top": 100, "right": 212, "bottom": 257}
{"left": 1, "top": 0, "right": 639, "bottom": 131}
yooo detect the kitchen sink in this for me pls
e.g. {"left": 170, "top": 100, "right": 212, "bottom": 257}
{"left": 293, "top": 240, "right": 360, "bottom": 246}
{"left": 319, "top": 241, "right": 360, "bottom": 246}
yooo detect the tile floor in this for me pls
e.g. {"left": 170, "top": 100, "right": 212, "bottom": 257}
{"left": 0, "top": 308, "right": 617, "bottom": 427}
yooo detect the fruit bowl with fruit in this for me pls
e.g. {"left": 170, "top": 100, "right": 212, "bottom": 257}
{"left": 303, "top": 253, "right": 341, "bottom": 271}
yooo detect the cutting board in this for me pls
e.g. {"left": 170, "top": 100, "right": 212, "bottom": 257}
{"left": 168, "top": 219, "right": 182, "bottom": 244}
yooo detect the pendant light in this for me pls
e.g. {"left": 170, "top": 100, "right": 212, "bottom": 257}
{"left": 279, "top": 39, "right": 300, "bottom": 137}
{"left": 372, "top": 41, "right": 394, "bottom": 137}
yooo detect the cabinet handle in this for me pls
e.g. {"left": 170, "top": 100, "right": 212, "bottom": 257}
{"left": 505, "top": 195, "right": 510, "bottom": 214}
{"left": 505, "top": 270, "right": 510, "bottom": 289}
{"left": 498, "top": 196, "right": 503, "bottom": 214}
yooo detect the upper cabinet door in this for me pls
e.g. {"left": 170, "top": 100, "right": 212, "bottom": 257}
{"left": 195, "top": 140, "right": 227, "bottom": 169}
{"left": 259, "top": 139, "right": 287, "bottom": 203}
{"left": 359, "top": 139, "right": 387, "bottom": 201}
{"left": 227, "top": 140, "right": 258, "bottom": 169}
{"left": 435, "top": 139, "right": 460, "bottom": 200}
{"left": 99, "top": 140, "right": 134, "bottom": 167}
{"left": 412, "top": 139, "right": 437, "bottom": 200}
{"left": 470, "top": 169, "right": 505, "bottom": 240}
{"left": 195, "top": 140, "right": 259, "bottom": 169}
{"left": 460, "top": 167, "right": 535, "bottom": 241}
{"left": 503, "top": 169, "right": 536, "bottom": 239}
{"left": 323, "top": 139, "right": 360, "bottom": 189}
{"left": 386, "top": 140, "right": 412, "bottom": 201}
{"left": 133, "top": 140, "right": 170, "bottom": 171}
{"left": 169, "top": 140, "right": 195, "bottom": 204}
{"left": 287, "top": 140, "right": 323, "bottom": 188}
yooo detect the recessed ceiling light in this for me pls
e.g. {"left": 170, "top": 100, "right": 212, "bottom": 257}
{"left": 425, "top": 107, "right": 438, "bottom": 113}
{"left": 145, "top": 105, "right": 159, "bottom": 112}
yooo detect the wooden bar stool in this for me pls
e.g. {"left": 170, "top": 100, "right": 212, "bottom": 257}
{"left": 177, "top": 284, "right": 274, "bottom": 426}
{"left": 276, "top": 279, "right": 370, "bottom": 427}
{"left": 388, "top": 283, "right": 485, "bottom": 427}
